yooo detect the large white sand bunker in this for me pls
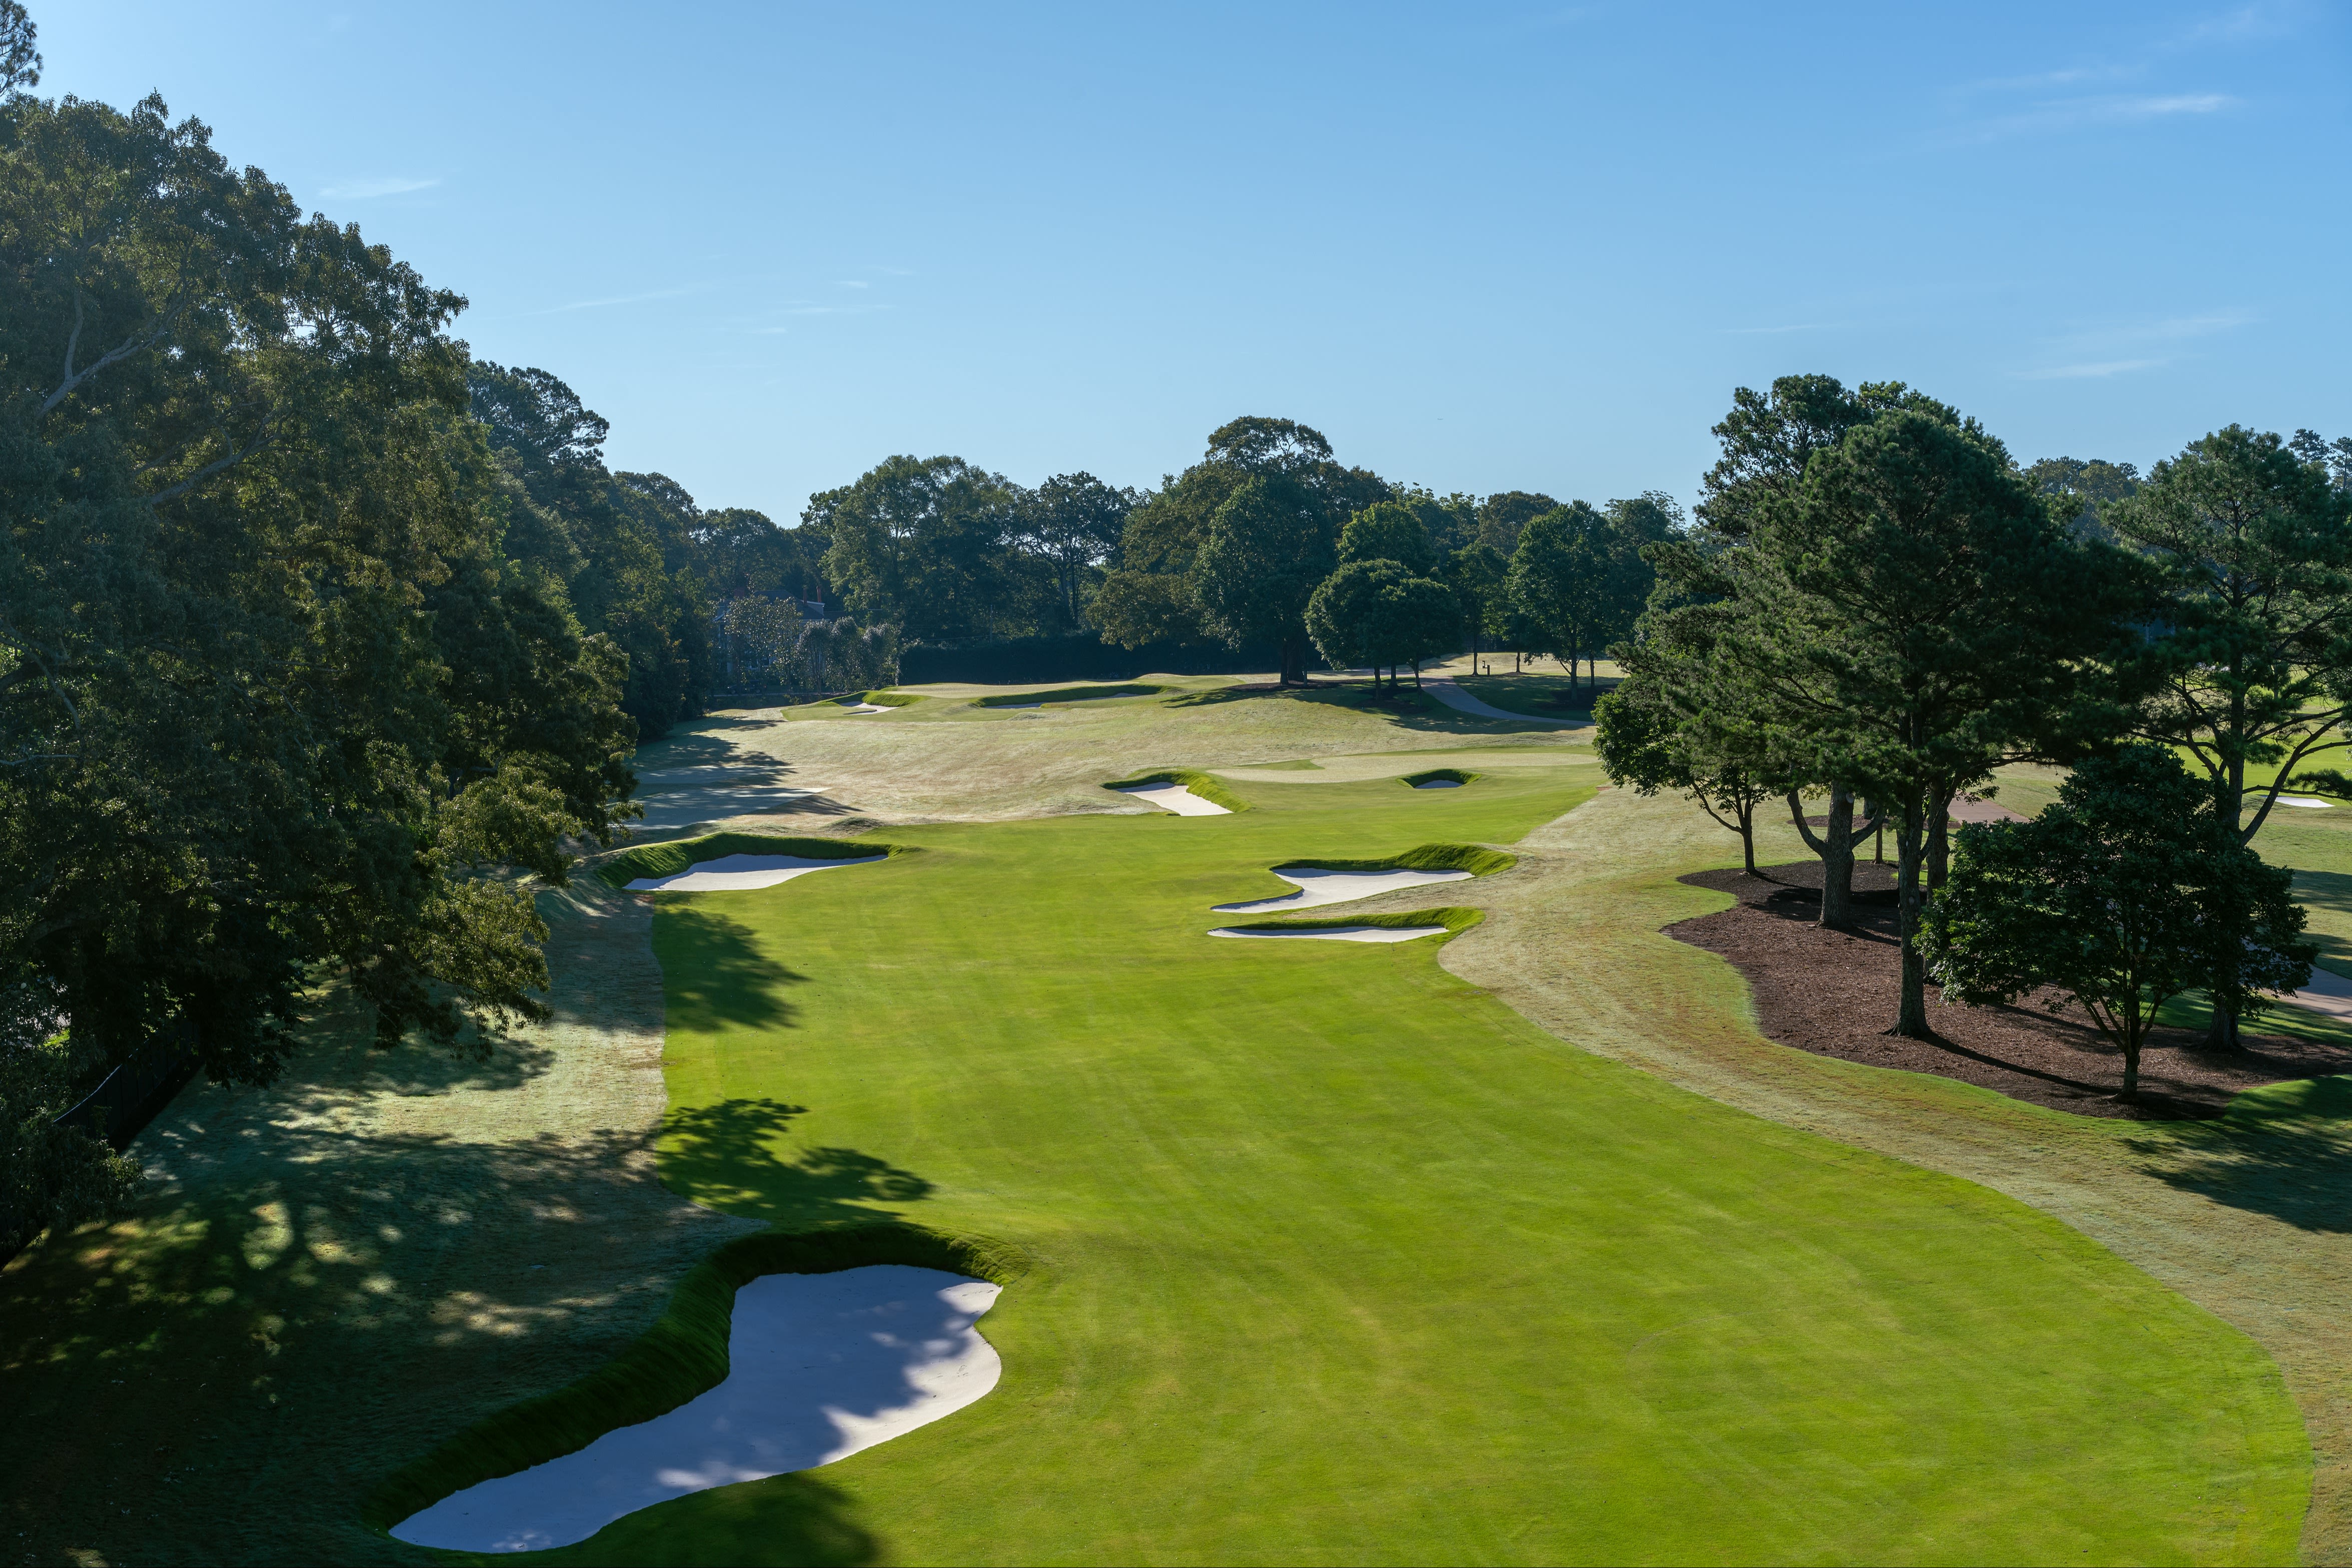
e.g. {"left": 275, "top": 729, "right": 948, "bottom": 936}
{"left": 1213, "top": 866, "right": 1471, "bottom": 913}
{"left": 392, "top": 1267, "right": 1002, "bottom": 1554}
{"left": 2277, "top": 794, "right": 2334, "bottom": 809}
{"left": 625, "top": 853, "right": 885, "bottom": 892}
{"left": 1210, "top": 924, "right": 1447, "bottom": 943}
{"left": 1115, "top": 782, "right": 1229, "bottom": 816}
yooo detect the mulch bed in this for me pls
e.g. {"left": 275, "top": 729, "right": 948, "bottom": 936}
{"left": 1670, "top": 859, "right": 2352, "bottom": 1121}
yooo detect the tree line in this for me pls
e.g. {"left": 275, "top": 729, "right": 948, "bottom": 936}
{"left": 1598, "top": 373, "right": 2352, "bottom": 1097}
{"left": 820, "top": 414, "right": 1680, "bottom": 691}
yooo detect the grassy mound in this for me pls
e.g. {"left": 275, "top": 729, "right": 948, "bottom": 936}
{"left": 973, "top": 684, "right": 1167, "bottom": 708}
{"left": 362, "top": 1223, "right": 1023, "bottom": 1536}
{"left": 1268, "top": 841, "right": 1515, "bottom": 878}
{"left": 1211, "top": 905, "right": 1483, "bottom": 939}
{"left": 855, "top": 691, "right": 923, "bottom": 708}
{"left": 1400, "top": 766, "right": 1482, "bottom": 788}
{"left": 1100, "top": 767, "right": 1250, "bottom": 812}
{"left": 597, "top": 831, "right": 910, "bottom": 891}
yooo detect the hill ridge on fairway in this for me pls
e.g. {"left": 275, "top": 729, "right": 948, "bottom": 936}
{"left": 566, "top": 756, "right": 2304, "bottom": 1564}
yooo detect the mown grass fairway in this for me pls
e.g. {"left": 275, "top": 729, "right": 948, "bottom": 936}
{"left": 538, "top": 764, "right": 2305, "bottom": 1565}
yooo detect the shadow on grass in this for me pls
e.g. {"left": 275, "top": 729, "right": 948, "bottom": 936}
{"left": 657, "top": 907, "right": 811, "bottom": 1032}
{"left": 2292, "top": 868, "right": 2352, "bottom": 972}
{"left": 2128, "top": 1076, "right": 2352, "bottom": 1234}
{"left": 1162, "top": 683, "right": 1560, "bottom": 735}
{"left": 0, "top": 1094, "right": 927, "bottom": 1564}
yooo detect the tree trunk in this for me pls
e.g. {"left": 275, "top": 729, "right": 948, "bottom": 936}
{"left": 1280, "top": 637, "right": 1307, "bottom": 686}
{"left": 1893, "top": 793, "right": 1933, "bottom": 1038}
{"left": 1784, "top": 785, "right": 1864, "bottom": 930}
{"left": 2122, "top": 1038, "right": 2140, "bottom": 1099}
{"left": 1927, "top": 789, "right": 1954, "bottom": 895}
{"left": 1739, "top": 797, "right": 1758, "bottom": 875}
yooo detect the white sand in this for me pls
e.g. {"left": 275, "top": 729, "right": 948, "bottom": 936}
{"left": 1113, "top": 782, "right": 1230, "bottom": 816}
{"left": 1213, "top": 866, "right": 1472, "bottom": 914}
{"left": 1422, "top": 679, "right": 1576, "bottom": 726}
{"left": 2277, "top": 795, "right": 2334, "bottom": 808}
{"left": 624, "top": 853, "right": 885, "bottom": 892}
{"left": 840, "top": 702, "right": 890, "bottom": 714}
{"left": 391, "top": 1267, "right": 1001, "bottom": 1554}
{"left": 1412, "top": 779, "right": 1462, "bottom": 789}
{"left": 1210, "top": 924, "right": 1447, "bottom": 943}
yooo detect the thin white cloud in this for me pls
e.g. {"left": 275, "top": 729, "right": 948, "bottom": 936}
{"left": 320, "top": 176, "right": 438, "bottom": 200}
{"left": 837, "top": 280, "right": 871, "bottom": 290}
{"left": 2017, "top": 359, "right": 2167, "bottom": 380}
{"left": 1950, "top": 92, "right": 2234, "bottom": 143}
{"left": 536, "top": 287, "right": 693, "bottom": 315}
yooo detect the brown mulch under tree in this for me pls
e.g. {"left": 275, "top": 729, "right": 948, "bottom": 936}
{"left": 1671, "top": 859, "right": 2352, "bottom": 1121}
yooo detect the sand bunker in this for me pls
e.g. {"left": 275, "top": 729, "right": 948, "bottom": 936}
{"left": 1213, "top": 867, "right": 1472, "bottom": 914}
{"left": 1210, "top": 925, "right": 1446, "bottom": 943}
{"left": 1114, "top": 783, "right": 1230, "bottom": 816}
{"left": 2277, "top": 795, "right": 2334, "bottom": 808}
{"left": 391, "top": 1267, "right": 1001, "bottom": 1554}
{"left": 1413, "top": 778, "right": 1461, "bottom": 788}
{"left": 839, "top": 702, "right": 890, "bottom": 714}
{"left": 624, "top": 853, "right": 885, "bottom": 892}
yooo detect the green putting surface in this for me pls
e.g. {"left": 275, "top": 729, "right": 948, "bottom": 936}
{"left": 533, "top": 769, "right": 2305, "bottom": 1565}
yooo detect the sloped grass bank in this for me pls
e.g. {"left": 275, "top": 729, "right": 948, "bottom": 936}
{"left": 1210, "top": 905, "right": 1483, "bottom": 938}
{"left": 543, "top": 768, "right": 2304, "bottom": 1565}
{"left": 364, "top": 1223, "right": 1022, "bottom": 1538}
{"left": 1099, "top": 766, "right": 1250, "bottom": 812}
{"left": 1400, "top": 766, "right": 1481, "bottom": 788}
{"left": 973, "top": 684, "right": 1166, "bottom": 708}
{"left": 855, "top": 691, "right": 924, "bottom": 708}
{"left": 597, "top": 832, "right": 913, "bottom": 891}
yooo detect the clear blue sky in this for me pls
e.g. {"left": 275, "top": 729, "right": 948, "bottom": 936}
{"left": 43, "top": 1, "right": 2352, "bottom": 522}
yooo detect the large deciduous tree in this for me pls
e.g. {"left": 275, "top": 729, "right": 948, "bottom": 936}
{"left": 1018, "top": 472, "right": 1135, "bottom": 634}
{"left": 1, "top": 67, "right": 634, "bottom": 1241}
{"left": 810, "top": 455, "right": 1013, "bottom": 643}
{"left": 1193, "top": 475, "right": 1336, "bottom": 684}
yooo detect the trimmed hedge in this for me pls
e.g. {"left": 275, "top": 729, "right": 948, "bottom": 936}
{"left": 972, "top": 684, "right": 1167, "bottom": 709}
{"left": 1270, "top": 841, "right": 1516, "bottom": 878}
{"left": 1401, "top": 767, "right": 1482, "bottom": 789}
{"left": 1100, "top": 767, "right": 1251, "bottom": 813}
{"left": 598, "top": 831, "right": 912, "bottom": 891}
{"left": 363, "top": 1223, "right": 1026, "bottom": 1537}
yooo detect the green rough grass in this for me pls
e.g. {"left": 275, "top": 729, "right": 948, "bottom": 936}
{"left": 1100, "top": 766, "right": 1251, "bottom": 813}
{"left": 431, "top": 766, "right": 2305, "bottom": 1566}
{"left": 857, "top": 691, "right": 924, "bottom": 708}
{"left": 598, "top": 832, "right": 913, "bottom": 891}
{"left": 971, "top": 684, "right": 1167, "bottom": 708}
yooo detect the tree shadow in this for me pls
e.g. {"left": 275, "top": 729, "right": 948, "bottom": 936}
{"left": 655, "top": 906, "right": 810, "bottom": 1032}
{"left": 0, "top": 1096, "right": 917, "bottom": 1564}
{"left": 2291, "top": 868, "right": 2352, "bottom": 971}
{"left": 2126, "top": 1078, "right": 2352, "bottom": 1232}
{"left": 1162, "top": 683, "right": 1562, "bottom": 735}
{"left": 659, "top": 1098, "right": 934, "bottom": 1230}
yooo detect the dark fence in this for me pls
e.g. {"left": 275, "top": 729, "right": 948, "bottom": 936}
{"left": 55, "top": 1020, "right": 201, "bottom": 1151}
{"left": 899, "top": 634, "right": 1286, "bottom": 687}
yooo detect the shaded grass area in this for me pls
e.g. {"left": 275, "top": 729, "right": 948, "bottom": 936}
{"left": 856, "top": 691, "right": 923, "bottom": 708}
{"left": 598, "top": 831, "right": 913, "bottom": 891}
{"left": 1252, "top": 840, "right": 1516, "bottom": 879}
{"left": 1399, "top": 766, "right": 1480, "bottom": 788}
{"left": 476, "top": 768, "right": 2304, "bottom": 1565}
{"left": 970, "top": 684, "right": 1166, "bottom": 708}
{"left": 1212, "top": 904, "right": 1484, "bottom": 937}
{"left": 365, "top": 1222, "right": 1024, "bottom": 1544}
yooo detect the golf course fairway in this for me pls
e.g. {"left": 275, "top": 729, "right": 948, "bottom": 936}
{"left": 500, "top": 764, "right": 2309, "bottom": 1566}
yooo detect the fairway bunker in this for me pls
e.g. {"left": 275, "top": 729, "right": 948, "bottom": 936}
{"left": 390, "top": 1267, "right": 1001, "bottom": 1554}
{"left": 624, "top": 852, "right": 885, "bottom": 892}
{"left": 1113, "top": 782, "right": 1229, "bottom": 816}
{"left": 1210, "top": 924, "right": 1446, "bottom": 943}
{"left": 839, "top": 702, "right": 890, "bottom": 714}
{"left": 1214, "top": 866, "right": 1472, "bottom": 913}
{"left": 1402, "top": 767, "right": 1480, "bottom": 790}
{"left": 2278, "top": 794, "right": 2333, "bottom": 808}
